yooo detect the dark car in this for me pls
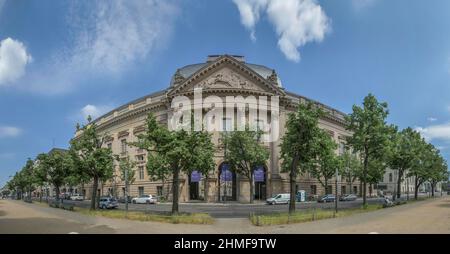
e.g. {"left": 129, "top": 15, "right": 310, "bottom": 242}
{"left": 318, "top": 194, "right": 335, "bottom": 203}
{"left": 118, "top": 195, "right": 132, "bottom": 203}
{"left": 339, "top": 194, "right": 357, "bottom": 201}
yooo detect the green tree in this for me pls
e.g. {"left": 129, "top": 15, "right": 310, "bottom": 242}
{"left": 36, "top": 150, "right": 72, "bottom": 203}
{"left": 280, "top": 102, "right": 324, "bottom": 214}
{"left": 339, "top": 150, "right": 362, "bottom": 195}
{"left": 21, "top": 159, "right": 37, "bottom": 202}
{"left": 221, "top": 128, "right": 269, "bottom": 203}
{"left": 307, "top": 130, "right": 339, "bottom": 195}
{"left": 346, "top": 94, "right": 390, "bottom": 206}
{"left": 427, "top": 150, "right": 448, "bottom": 197}
{"left": 387, "top": 127, "right": 422, "bottom": 199}
{"left": 70, "top": 116, "right": 114, "bottom": 210}
{"left": 408, "top": 141, "right": 435, "bottom": 200}
{"left": 132, "top": 113, "right": 215, "bottom": 214}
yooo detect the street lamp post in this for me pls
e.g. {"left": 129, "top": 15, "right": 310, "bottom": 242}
{"left": 335, "top": 167, "right": 338, "bottom": 214}
{"left": 125, "top": 168, "right": 129, "bottom": 214}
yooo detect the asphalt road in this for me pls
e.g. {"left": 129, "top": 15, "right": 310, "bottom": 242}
{"left": 1, "top": 195, "right": 449, "bottom": 233}
{"left": 32, "top": 193, "right": 433, "bottom": 218}
{"left": 38, "top": 197, "right": 387, "bottom": 218}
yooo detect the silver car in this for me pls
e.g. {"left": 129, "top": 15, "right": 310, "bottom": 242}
{"left": 99, "top": 197, "right": 118, "bottom": 209}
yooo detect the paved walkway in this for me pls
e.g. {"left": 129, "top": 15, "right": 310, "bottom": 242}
{"left": 0, "top": 196, "right": 449, "bottom": 233}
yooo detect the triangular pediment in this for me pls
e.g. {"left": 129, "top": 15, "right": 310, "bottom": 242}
{"left": 167, "top": 55, "right": 285, "bottom": 98}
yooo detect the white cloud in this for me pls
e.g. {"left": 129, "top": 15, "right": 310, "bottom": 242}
{"left": 0, "top": 38, "right": 33, "bottom": 85}
{"left": 233, "top": 0, "right": 268, "bottom": 42}
{"left": 415, "top": 123, "right": 450, "bottom": 143}
{"left": 0, "top": 126, "right": 21, "bottom": 138}
{"left": 428, "top": 117, "right": 437, "bottom": 122}
{"left": 81, "top": 104, "right": 113, "bottom": 120}
{"left": 351, "top": 0, "right": 378, "bottom": 11}
{"left": 26, "top": 0, "right": 179, "bottom": 94}
{"left": 233, "top": 0, "right": 330, "bottom": 62}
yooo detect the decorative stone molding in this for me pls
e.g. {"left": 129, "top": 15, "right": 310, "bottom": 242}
{"left": 133, "top": 125, "right": 146, "bottom": 134}
{"left": 104, "top": 135, "right": 114, "bottom": 143}
{"left": 117, "top": 130, "right": 130, "bottom": 138}
{"left": 267, "top": 69, "right": 278, "bottom": 84}
{"left": 173, "top": 69, "right": 185, "bottom": 86}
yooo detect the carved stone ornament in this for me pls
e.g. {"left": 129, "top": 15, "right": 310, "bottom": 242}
{"left": 173, "top": 69, "right": 185, "bottom": 85}
{"left": 194, "top": 68, "right": 260, "bottom": 90}
{"left": 267, "top": 69, "right": 278, "bottom": 84}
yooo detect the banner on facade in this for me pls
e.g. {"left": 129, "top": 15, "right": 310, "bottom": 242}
{"left": 190, "top": 170, "right": 202, "bottom": 183}
{"left": 254, "top": 166, "right": 265, "bottom": 182}
{"left": 220, "top": 164, "right": 232, "bottom": 182}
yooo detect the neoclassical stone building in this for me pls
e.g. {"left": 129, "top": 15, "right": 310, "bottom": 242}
{"left": 78, "top": 55, "right": 359, "bottom": 202}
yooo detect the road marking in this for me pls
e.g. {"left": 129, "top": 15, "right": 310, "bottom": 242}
{"left": 368, "top": 232, "right": 379, "bottom": 234}
{"left": 68, "top": 232, "right": 79, "bottom": 234}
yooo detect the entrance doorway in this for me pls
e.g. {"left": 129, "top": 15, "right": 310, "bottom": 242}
{"left": 189, "top": 171, "right": 201, "bottom": 200}
{"left": 254, "top": 166, "right": 267, "bottom": 200}
{"left": 219, "top": 163, "right": 237, "bottom": 201}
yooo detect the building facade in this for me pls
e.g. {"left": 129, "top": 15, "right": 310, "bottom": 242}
{"left": 76, "top": 55, "right": 362, "bottom": 202}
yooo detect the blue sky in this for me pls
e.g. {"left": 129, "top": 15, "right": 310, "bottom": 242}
{"left": 1, "top": 0, "right": 450, "bottom": 186}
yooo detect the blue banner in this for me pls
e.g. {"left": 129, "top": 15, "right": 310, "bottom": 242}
{"left": 220, "top": 164, "right": 232, "bottom": 182}
{"left": 190, "top": 170, "right": 202, "bottom": 183}
{"left": 254, "top": 166, "right": 265, "bottom": 182}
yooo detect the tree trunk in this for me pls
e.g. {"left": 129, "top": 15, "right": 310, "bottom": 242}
{"left": 414, "top": 176, "right": 418, "bottom": 200}
{"left": 249, "top": 173, "right": 254, "bottom": 204}
{"left": 324, "top": 179, "right": 328, "bottom": 194}
{"left": 288, "top": 154, "right": 299, "bottom": 215}
{"left": 369, "top": 183, "right": 373, "bottom": 197}
{"left": 55, "top": 186, "right": 60, "bottom": 203}
{"left": 362, "top": 155, "right": 368, "bottom": 206}
{"left": 204, "top": 175, "right": 209, "bottom": 202}
{"left": 431, "top": 183, "right": 435, "bottom": 197}
{"left": 349, "top": 178, "right": 353, "bottom": 195}
{"left": 396, "top": 169, "right": 403, "bottom": 199}
{"left": 91, "top": 176, "right": 99, "bottom": 210}
{"left": 39, "top": 188, "right": 42, "bottom": 203}
{"left": 172, "top": 168, "right": 180, "bottom": 214}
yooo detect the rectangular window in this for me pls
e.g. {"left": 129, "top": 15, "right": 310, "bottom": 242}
{"left": 341, "top": 186, "right": 346, "bottom": 195}
{"left": 222, "top": 117, "right": 232, "bottom": 132}
{"left": 157, "top": 186, "right": 163, "bottom": 196}
{"left": 310, "top": 185, "right": 317, "bottom": 195}
{"left": 138, "top": 187, "right": 144, "bottom": 196}
{"left": 136, "top": 155, "right": 144, "bottom": 162}
{"left": 255, "top": 119, "right": 265, "bottom": 131}
{"left": 339, "top": 142, "right": 345, "bottom": 155}
{"left": 138, "top": 166, "right": 144, "bottom": 180}
{"left": 326, "top": 185, "right": 333, "bottom": 194}
{"left": 121, "top": 139, "right": 127, "bottom": 153}
{"left": 353, "top": 186, "right": 358, "bottom": 195}
{"left": 389, "top": 173, "right": 393, "bottom": 182}
{"left": 107, "top": 143, "right": 112, "bottom": 150}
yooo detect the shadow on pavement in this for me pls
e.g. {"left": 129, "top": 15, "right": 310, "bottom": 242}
{"left": 0, "top": 217, "right": 115, "bottom": 234}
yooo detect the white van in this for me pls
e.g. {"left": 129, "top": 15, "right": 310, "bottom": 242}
{"left": 266, "top": 193, "right": 290, "bottom": 205}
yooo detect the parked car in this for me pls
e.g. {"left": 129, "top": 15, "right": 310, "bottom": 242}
{"left": 99, "top": 197, "right": 118, "bottom": 209}
{"left": 70, "top": 194, "right": 84, "bottom": 201}
{"left": 59, "top": 192, "right": 71, "bottom": 200}
{"left": 118, "top": 195, "right": 132, "bottom": 203}
{"left": 266, "top": 193, "right": 290, "bottom": 205}
{"left": 132, "top": 195, "right": 157, "bottom": 204}
{"left": 339, "top": 194, "right": 357, "bottom": 201}
{"left": 318, "top": 194, "right": 336, "bottom": 203}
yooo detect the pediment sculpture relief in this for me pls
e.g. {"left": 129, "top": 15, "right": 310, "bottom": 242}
{"left": 194, "top": 68, "right": 263, "bottom": 91}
